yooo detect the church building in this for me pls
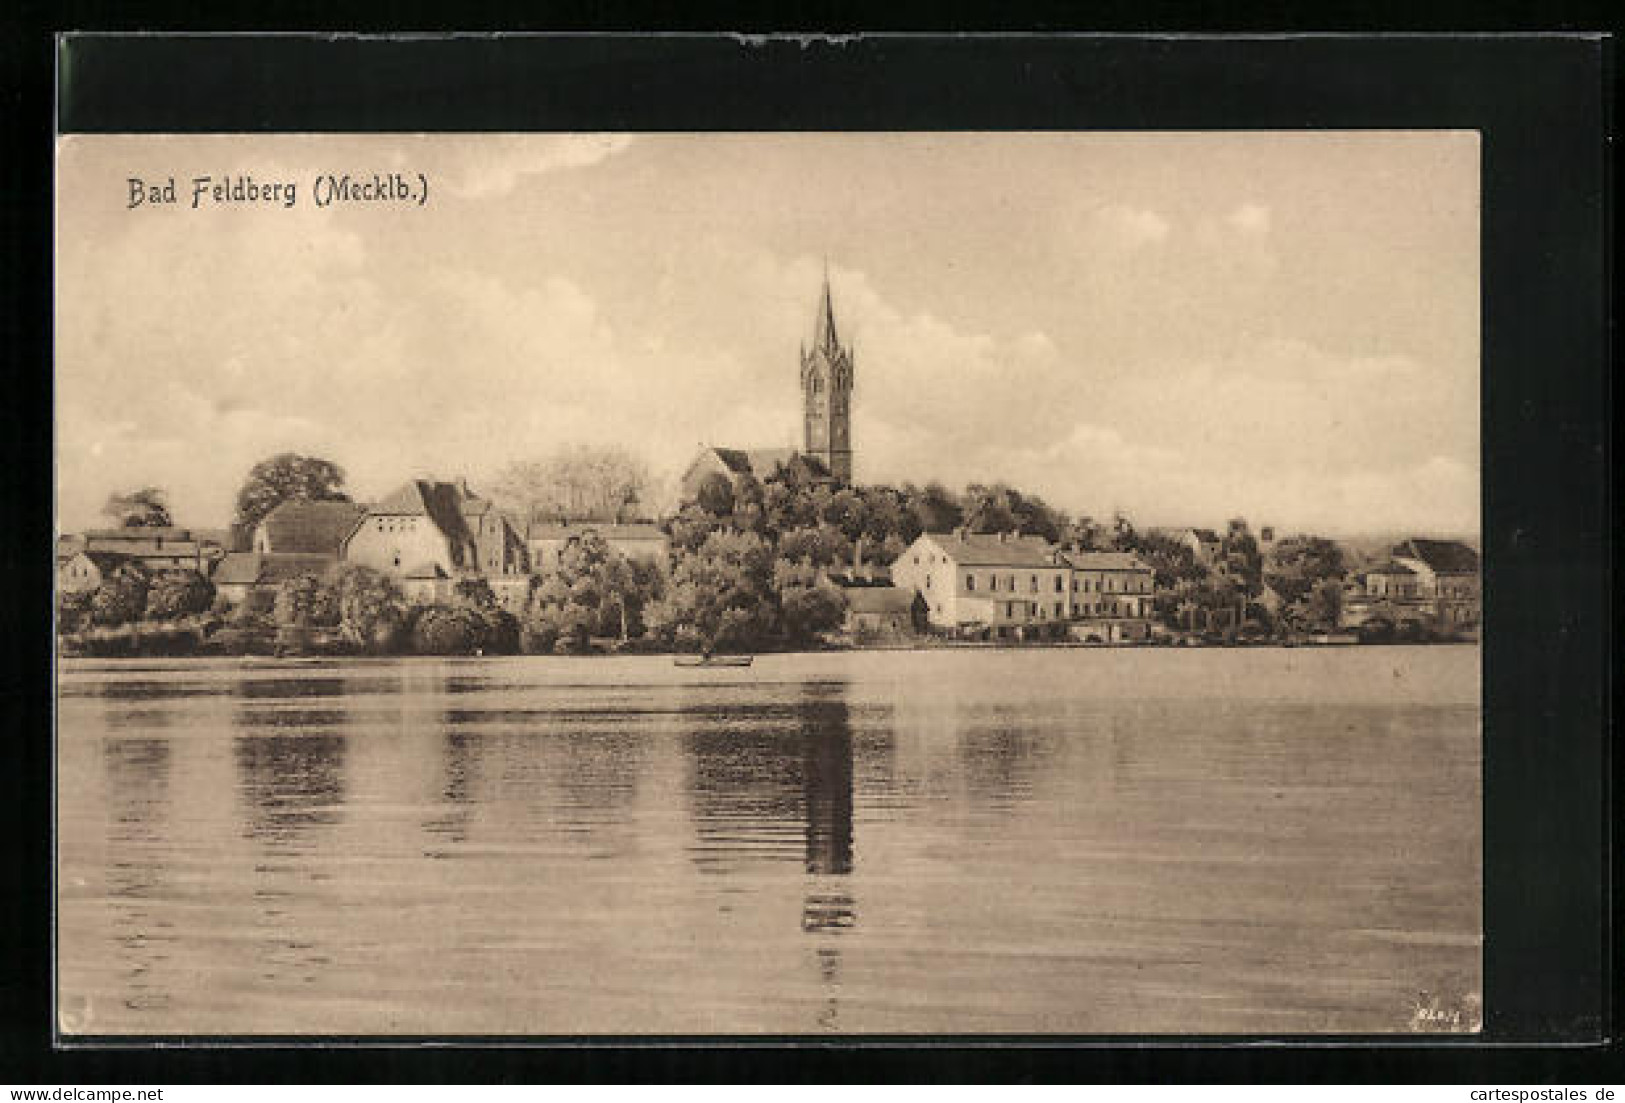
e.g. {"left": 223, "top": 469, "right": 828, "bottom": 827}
{"left": 680, "top": 273, "right": 856, "bottom": 501}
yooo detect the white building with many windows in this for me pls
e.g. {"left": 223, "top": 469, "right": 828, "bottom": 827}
{"left": 890, "top": 531, "right": 1155, "bottom": 641}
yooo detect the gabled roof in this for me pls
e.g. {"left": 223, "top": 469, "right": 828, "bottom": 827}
{"left": 1063, "top": 550, "right": 1154, "bottom": 572}
{"left": 1394, "top": 538, "right": 1479, "bottom": 574}
{"left": 82, "top": 526, "right": 194, "bottom": 541}
{"left": 697, "top": 447, "right": 831, "bottom": 483}
{"left": 527, "top": 521, "right": 668, "bottom": 542}
{"left": 1368, "top": 560, "right": 1417, "bottom": 576}
{"left": 258, "top": 499, "right": 366, "bottom": 554}
{"left": 213, "top": 552, "right": 334, "bottom": 587}
{"left": 83, "top": 534, "right": 202, "bottom": 557}
{"left": 66, "top": 550, "right": 138, "bottom": 574}
{"left": 920, "top": 531, "right": 1062, "bottom": 568}
{"left": 844, "top": 586, "right": 915, "bottom": 614}
{"left": 367, "top": 480, "right": 476, "bottom": 546}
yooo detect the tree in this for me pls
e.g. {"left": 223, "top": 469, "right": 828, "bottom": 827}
{"left": 529, "top": 533, "right": 661, "bottom": 646}
{"left": 274, "top": 573, "right": 340, "bottom": 628}
{"left": 695, "top": 472, "right": 735, "bottom": 517}
{"left": 144, "top": 570, "right": 214, "bottom": 621}
{"left": 334, "top": 564, "right": 408, "bottom": 650}
{"left": 1265, "top": 536, "right": 1347, "bottom": 604}
{"left": 644, "top": 529, "right": 776, "bottom": 651}
{"left": 57, "top": 590, "right": 95, "bottom": 635}
{"left": 905, "top": 481, "right": 963, "bottom": 534}
{"left": 89, "top": 564, "right": 148, "bottom": 626}
{"left": 1306, "top": 578, "right": 1345, "bottom": 631}
{"left": 410, "top": 604, "right": 484, "bottom": 655}
{"left": 235, "top": 453, "right": 350, "bottom": 531}
{"left": 102, "top": 486, "right": 172, "bottom": 528}
{"left": 490, "top": 444, "right": 653, "bottom": 524}
{"left": 780, "top": 583, "right": 846, "bottom": 643}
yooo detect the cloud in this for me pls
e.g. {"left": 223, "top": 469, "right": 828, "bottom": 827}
{"left": 447, "top": 135, "right": 635, "bottom": 198}
{"left": 1090, "top": 203, "right": 1171, "bottom": 248}
{"left": 1226, "top": 202, "right": 1271, "bottom": 234}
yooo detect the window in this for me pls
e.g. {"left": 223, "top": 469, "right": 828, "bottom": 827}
{"left": 1030, "top": 575, "right": 1038, "bottom": 592}
{"left": 966, "top": 574, "right": 975, "bottom": 591}
{"left": 1054, "top": 602, "right": 1063, "bottom": 617}
{"left": 926, "top": 575, "right": 932, "bottom": 589}
{"left": 1007, "top": 574, "right": 1015, "bottom": 590}
{"left": 1071, "top": 577, "right": 1078, "bottom": 592}
{"left": 1055, "top": 575, "right": 1063, "bottom": 592}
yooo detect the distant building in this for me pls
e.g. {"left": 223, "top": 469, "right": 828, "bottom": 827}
{"left": 841, "top": 585, "right": 918, "bottom": 636}
{"left": 1363, "top": 561, "right": 1420, "bottom": 600}
{"left": 891, "top": 530, "right": 1076, "bottom": 640}
{"left": 1171, "top": 528, "right": 1223, "bottom": 564}
{"left": 253, "top": 499, "right": 368, "bottom": 555}
{"left": 679, "top": 273, "right": 854, "bottom": 503}
{"left": 339, "top": 479, "right": 512, "bottom": 577}
{"left": 679, "top": 447, "right": 834, "bottom": 503}
{"left": 58, "top": 550, "right": 137, "bottom": 595}
{"left": 1342, "top": 538, "right": 1480, "bottom": 633}
{"left": 1391, "top": 538, "right": 1481, "bottom": 630}
{"left": 456, "top": 481, "right": 530, "bottom": 577}
{"left": 212, "top": 552, "right": 336, "bottom": 609}
{"left": 77, "top": 527, "right": 209, "bottom": 575}
{"left": 1060, "top": 550, "right": 1157, "bottom": 642}
{"left": 526, "top": 520, "right": 669, "bottom": 574}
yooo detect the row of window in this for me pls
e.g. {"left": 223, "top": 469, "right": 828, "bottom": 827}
{"left": 963, "top": 571, "right": 1149, "bottom": 594}
{"left": 994, "top": 600, "right": 1137, "bottom": 620}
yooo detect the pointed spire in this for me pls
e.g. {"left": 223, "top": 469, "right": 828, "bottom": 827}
{"left": 812, "top": 264, "right": 840, "bottom": 353}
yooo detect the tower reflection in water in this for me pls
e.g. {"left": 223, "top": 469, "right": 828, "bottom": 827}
{"left": 685, "top": 684, "right": 858, "bottom": 1029}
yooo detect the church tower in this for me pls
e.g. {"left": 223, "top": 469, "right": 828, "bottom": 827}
{"left": 800, "top": 272, "right": 854, "bottom": 485}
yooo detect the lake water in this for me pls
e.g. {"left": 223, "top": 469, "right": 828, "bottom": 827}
{"left": 56, "top": 646, "right": 1481, "bottom": 1036}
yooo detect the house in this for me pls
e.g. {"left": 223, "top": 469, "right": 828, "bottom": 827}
{"left": 212, "top": 552, "right": 337, "bottom": 610}
{"left": 890, "top": 530, "right": 1076, "bottom": 640}
{"left": 1171, "top": 527, "right": 1223, "bottom": 564}
{"left": 77, "top": 527, "right": 209, "bottom": 574}
{"left": 526, "top": 520, "right": 669, "bottom": 574}
{"left": 679, "top": 447, "right": 833, "bottom": 502}
{"left": 58, "top": 550, "right": 138, "bottom": 595}
{"left": 456, "top": 482, "right": 530, "bottom": 577}
{"left": 340, "top": 479, "right": 481, "bottom": 582}
{"left": 253, "top": 499, "right": 368, "bottom": 555}
{"left": 1363, "top": 561, "right": 1420, "bottom": 600}
{"left": 1060, "top": 550, "right": 1157, "bottom": 642}
{"left": 841, "top": 585, "right": 918, "bottom": 636}
{"left": 401, "top": 562, "right": 454, "bottom": 606}
{"left": 1390, "top": 537, "right": 1481, "bottom": 630}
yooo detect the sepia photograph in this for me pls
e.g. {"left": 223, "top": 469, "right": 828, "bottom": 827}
{"left": 54, "top": 130, "right": 1482, "bottom": 1037}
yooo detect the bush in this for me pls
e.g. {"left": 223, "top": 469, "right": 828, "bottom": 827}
{"left": 274, "top": 573, "right": 340, "bottom": 628}
{"left": 476, "top": 608, "right": 521, "bottom": 654}
{"left": 410, "top": 604, "right": 484, "bottom": 655}
{"left": 145, "top": 570, "right": 215, "bottom": 621}
{"left": 90, "top": 566, "right": 149, "bottom": 626}
{"left": 208, "top": 626, "right": 277, "bottom": 656}
{"left": 57, "top": 590, "right": 94, "bottom": 635}
{"left": 519, "top": 616, "right": 560, "bottom": 655}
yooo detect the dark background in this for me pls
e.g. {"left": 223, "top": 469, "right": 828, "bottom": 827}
{"left": 3, "top": 25, "right": 1613, "bottom": 1083}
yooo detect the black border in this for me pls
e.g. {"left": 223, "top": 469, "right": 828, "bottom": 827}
{"left": 4, "top": 29, "right": 1614, "bottom": 1082}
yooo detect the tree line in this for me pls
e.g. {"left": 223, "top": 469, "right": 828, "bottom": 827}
{"left": 71, "top": 447, "right": 1369, "bottom": 655}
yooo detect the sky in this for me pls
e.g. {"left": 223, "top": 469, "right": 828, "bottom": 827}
{"left": 55, "top": 132, "right": 1479, "bottom": 536}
